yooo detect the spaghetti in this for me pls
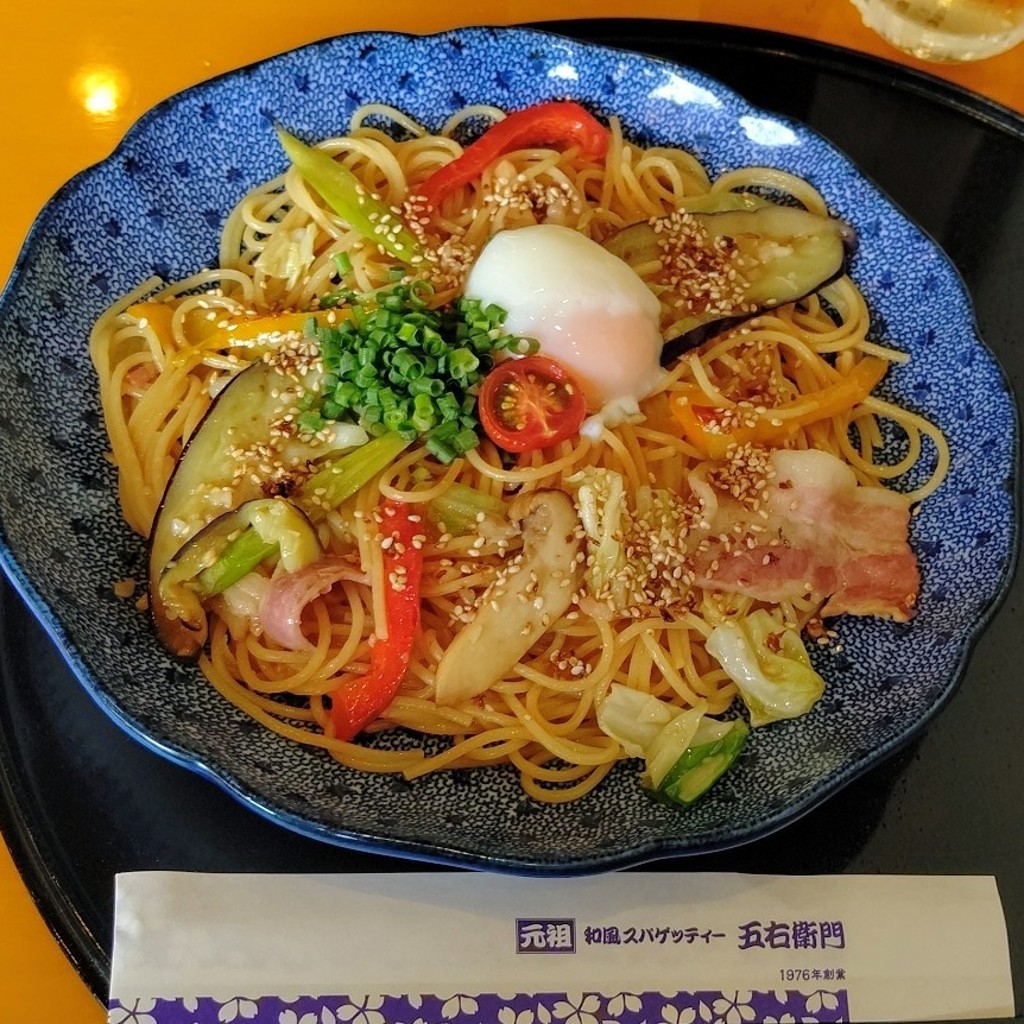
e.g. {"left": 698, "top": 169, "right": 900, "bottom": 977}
{"left": 90, "top": 104, "right": 949, "bottom": 804}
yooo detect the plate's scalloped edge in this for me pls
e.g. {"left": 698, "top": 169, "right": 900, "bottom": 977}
{"left": 0, "top": 22, "right": 1020, "bottom": 876}
{"left": 533, "top": 18, "right": 1024, "bottom": 138}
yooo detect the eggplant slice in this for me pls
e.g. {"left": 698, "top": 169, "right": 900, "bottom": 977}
{"left": 155, "top": 497, "right": 321, "bottom": 658}
{"left": 148, "top": 358, "right": 324, "bottom": 658}
{"left": 603, "top": 203, "right": 854, "bottom": 357}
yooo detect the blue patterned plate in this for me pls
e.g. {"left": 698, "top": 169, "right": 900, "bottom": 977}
{"left": 0, "top": 26, "right": 1017, "bottom": 873}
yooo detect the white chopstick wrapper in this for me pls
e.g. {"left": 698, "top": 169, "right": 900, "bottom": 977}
{"left": 109, "top": 872, "right": 1014, "bottom": 1024}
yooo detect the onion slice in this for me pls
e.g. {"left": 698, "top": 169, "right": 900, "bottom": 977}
{"left": 259, "top": 557, "right": 369, "bottom": 651}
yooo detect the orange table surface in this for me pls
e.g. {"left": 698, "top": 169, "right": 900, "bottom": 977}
{"left": 1, "top": 1, "right": 1021, "bottom": 1017}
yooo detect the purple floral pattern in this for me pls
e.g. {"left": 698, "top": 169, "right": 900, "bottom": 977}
{"left": 108, "top": 988, "right": 849, "bottom": 1023}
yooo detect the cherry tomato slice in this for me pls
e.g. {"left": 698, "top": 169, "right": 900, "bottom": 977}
{"left": 478, "top": 355, "right": 587, "bottom": 453}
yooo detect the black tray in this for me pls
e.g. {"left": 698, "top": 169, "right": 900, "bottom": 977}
{"left": 1, "top": 19, "right": 1021, "bottom": 1017}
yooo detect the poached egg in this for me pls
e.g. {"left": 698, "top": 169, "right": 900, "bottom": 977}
{"left": 464, "top": 224, "right": 667, "bottom": 430}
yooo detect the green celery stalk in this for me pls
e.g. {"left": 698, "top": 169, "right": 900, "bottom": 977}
{"left": 427, "top": 483, "right": 505, "bottom": 536}
{"left": 191, "top": 433, "right": 411, "bottom": 597}
{"left": 276, "top": 127, "right": 422, "bottom": 264}
{"left": 195, "top": 529, "right": 278, "bottom": 598}
{"left": 302, "top": 432, "right": 413, "bottom": 513}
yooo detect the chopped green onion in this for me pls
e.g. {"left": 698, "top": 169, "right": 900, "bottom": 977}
{"left": 410, "top": 377, "right": 440, "bottom": 398}
{"left": 512, "top": 335, "right": 541, "bottom": 355}
{"left": 412, "top": 393, "right": 437, "bottom": 432}
{"left": 297, "top": 410, "right": 326, "bottom": 435}
{"left": 333, "top": 251, "right": 353, "bottom": 277}
{"left": 299, "top": 282, "right": 540, "bottom": 465}
{"left": 334, "top": 381, "right": 360, "bottom": 407}
{"left": 435, "top": 392, "right": 460, "bottom": 418}
{"left": 341, "top": 356, "right": 362, "bottom": 379}
{"left": 426, "top": 435, "right": 457, "bottom": 463}
{"left": 354, "top": 366, "right": 378, "bottom": 389}
{"left": 449, "top": 348, "right": 480, "bottom": 379}
{"left": 391, "top": 349, "right": 422, "bottom": 378}
{"left": 431, "top": 420, "right": 459, "bottom": 442}
{"left": 383, "top": 407, "right": 409, "bottom": 432}
{"left": 452, "top": 428, "right": 479, "bottom": 454}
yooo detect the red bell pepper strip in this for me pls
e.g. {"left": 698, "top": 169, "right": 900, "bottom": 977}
{"left": 413, "top": 100, "right": 610, "bottom": 211}
{"left": 330, "top": 500, "right": 424, "bottom": 740}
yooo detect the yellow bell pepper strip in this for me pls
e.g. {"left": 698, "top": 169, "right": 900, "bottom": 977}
{"left": 195, "top": 308, "right": 348, "bottom": 353}
{"left": 671, "top": 355, "right": 888, "bottom": 459}
{"left": 127, "top": 303, "right": 349, "bottom": 363}
{"left": 330, "top": 500, "right": 424, "bottom": 740}
{"left": 413, "top": 100, "right": 610, "bottom": 212}
{"left": 127, "top": 300, "right": 179, "bottom": 342}
{"left": 275, "top": 126, "right": 422, "bottom": 264}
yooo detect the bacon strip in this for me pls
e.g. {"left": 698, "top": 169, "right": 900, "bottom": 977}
{"left": 692, "top": 449, "right": 919, "bottom": 621}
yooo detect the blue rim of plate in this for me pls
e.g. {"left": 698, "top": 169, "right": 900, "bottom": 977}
{"left": 0, "top": 23, "right": 1019, "bottom": 875}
